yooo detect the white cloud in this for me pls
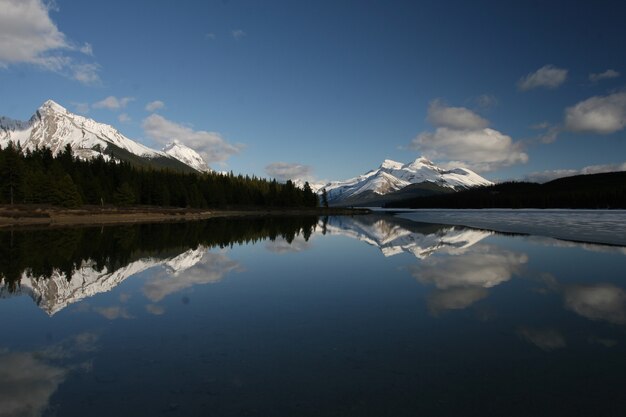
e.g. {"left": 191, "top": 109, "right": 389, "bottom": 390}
{"left": 427, "top": 99, "right": 489, "bottom": 130}
{"left": 142, "top": 114, "right": 243, "bottom": 164}
{"left": 589, "top": 69, "right": 620, "bottom": 83}
{"left": 118, "top": 113, "right": 131, "bottom": 123}
{"left": 93, "top": 96, "right": 134, "bottom": 111}
{"left": 145, "top": 100, "right": 165, "bottom": 112}
{"left": 518, "top": 65, "right": 568, "bottom": 91}
{"left": 411, "top": 128, "right": 528, "bottom": 172}
{"left": 205, "top": 32, "right": 216, "bottom": 40}
{"left": 410, "top": 100, "right": 527, "bottom": 172}
{"left": 0, "top": 0, "right": 100, "bottom": 84}
{"left": 564, "top": 92, "right": 626, "bottom": 134}
{"left": 265, "top": 162, "right": 314, "bottom": 182}
{"left": 231, "top": 29, "right": 246, "bottom": 40}
{"left": 524, "top": 161, "right": 626, "bottom": 183}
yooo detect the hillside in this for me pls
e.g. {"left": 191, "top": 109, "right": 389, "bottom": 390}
{"left": 387, "top": 171, "right": 626, "bottom": 209}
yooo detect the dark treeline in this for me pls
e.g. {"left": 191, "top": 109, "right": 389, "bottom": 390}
{"left": 387, "top": 171, "right": 626, "bottom": 209}
{"left": 0, "top": 143, "right": 318, "bottom": 208}
{"left": 0, "top": 215, "right": 319, "bottom": 291}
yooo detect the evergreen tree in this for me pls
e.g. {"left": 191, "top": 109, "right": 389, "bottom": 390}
{"left": 321, "top": 188, "right": 329, "bottom": 208}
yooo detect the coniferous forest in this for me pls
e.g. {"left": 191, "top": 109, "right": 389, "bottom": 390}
{"left": 387, "top": 171, "right": 626, "bottom": 209}
{"left": 0, "top": 142, "right": 318, "bottom": 208}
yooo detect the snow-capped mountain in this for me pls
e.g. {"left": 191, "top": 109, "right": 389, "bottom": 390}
{"left": 319, "top": 157, "right": 492, "bottom": 204}
{"left": 0, "top": 247, "right": 207, "bottom": 316}
{"left": 323, "top": 215, "right": 492, "bottom": 259}
{"left": 163, "top": 139, "right": 210, "bottom": 172}
{"left": 0, "top": 100, "right": 210, "bottom": 172}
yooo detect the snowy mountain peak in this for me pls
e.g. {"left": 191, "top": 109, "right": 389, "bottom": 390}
{"left": 380, "top": 159, "right": 404, "bottom": 170}
{"left": 39, "top": 99, "right": 67, "bottom": 114}
{"left": 163, "top": 140, "right": 211, "bottom": 172}
{"left": 0, "top": 99, "right": 210, "bottom": 173}
{"left": 407, "top": 157, "right": 435, "bottom": 168}
{"left": 322, "top": 156, "right": 493, "bottom": 205}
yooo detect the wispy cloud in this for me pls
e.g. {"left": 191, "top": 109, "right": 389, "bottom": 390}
{"left": 409, "top": 100, "right": 527, "bottom": 172}
{"left": 205, "top": 32, "right": 216, "bottom": 40}
{"left": 589, "top": 69, "right": 620, "bottom": 83}
{"left": 145, "top": 100, "right": 165, "bottom": 112}
{"left": 142, "top": 114, "right": 243, "bottom": 165}
{"left": 523, "top": 161, "right": 626, "bottom": 183}
{"left": 93, "top": 96, "right": 135, "bottom": 111}
{"left": 517, "top": 65, "right": 568, "bottom": 91}
{"left": 117, "top": 113, "right": 131, "bottom": 123}
{"left": 231, "top": 29, "right": 246, "bottom": 40}
{"left": 0, "top": 0, "right": 100, "bottom": 84}
{"left": 474, "top": 94, "right": 498, "bottom": 110}
{"left": 265, "top": 162, "right": 314, "bottom": 182}
{"left": 72, "top": 102, "right": 90, "bottom": 114}
{"left": 564, "top": 91, "right": 626, "bottom": 134}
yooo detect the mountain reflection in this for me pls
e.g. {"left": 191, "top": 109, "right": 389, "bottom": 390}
{"left": 0, "top": 217, "right": 318, "bottom": 315}
{"left": 323, "top": 214, "right": 493, "bottom": 259}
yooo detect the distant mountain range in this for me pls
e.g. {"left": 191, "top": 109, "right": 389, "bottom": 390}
{"left": 0, "top": 100, "right": 210, "bottom": 173}
{"left": 304, "top": 158, "right": 492, "bottom": 206}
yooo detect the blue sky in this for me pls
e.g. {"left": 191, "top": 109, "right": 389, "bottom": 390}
{"left": 1, "top": 0, "right": 625, "bottom": 183}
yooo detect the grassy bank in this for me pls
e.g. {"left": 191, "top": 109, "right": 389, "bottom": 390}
{"left": 0, "top": 205, "right": 370, "bottom": 228}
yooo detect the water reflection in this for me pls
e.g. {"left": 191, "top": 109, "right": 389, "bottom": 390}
{"left": 0, "top": 217, "right": 318, "bottom": 315}
{"left": 409, "top": 244, "right": 528, "bottom": 313}
{"left": 0, "top": 214, "right": 625, "bottom": 416}
{"left": 324, "top": 214, "right": 492, "bottom": 258}
{"left": 0, "top": 333, "right": 98, "bottom": 417}
{"left": 563, "top": 284, "right": 626, "bottom": 325}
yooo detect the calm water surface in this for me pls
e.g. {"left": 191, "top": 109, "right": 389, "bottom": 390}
{"left": 0, "top": 213, "right": 625, "bottom": 417}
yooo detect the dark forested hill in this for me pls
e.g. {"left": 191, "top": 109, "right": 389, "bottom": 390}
{"left": 387, "top": 171, "right": 626, "bottom": 209}
{"left": 0, "top": 142, "right": 318, "bottom": 208}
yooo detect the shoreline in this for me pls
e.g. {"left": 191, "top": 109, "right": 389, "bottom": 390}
{"left": 0, "top": 205, "right": 370, "bottom": 228}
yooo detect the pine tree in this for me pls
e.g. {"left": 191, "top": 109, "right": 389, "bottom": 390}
{"left": 321, "top": 188, "right": 329, "bottom": 208}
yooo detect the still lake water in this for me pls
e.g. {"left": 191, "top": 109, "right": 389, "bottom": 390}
{"left": 1, "top": 213, "right": 625, "bottom": 417}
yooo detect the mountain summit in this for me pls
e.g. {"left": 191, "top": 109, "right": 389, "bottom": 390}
{"left": 0, "top": 100, "right": 211, "bottom": 173}
{"left": 320, "top": 157, "right": 492, "bottom": 206}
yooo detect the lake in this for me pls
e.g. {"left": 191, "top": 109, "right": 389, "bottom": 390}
{"left": 1, "top": 212, "right": 625, "bottom": 417}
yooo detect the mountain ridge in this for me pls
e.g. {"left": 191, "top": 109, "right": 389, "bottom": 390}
{"left": 0, "top": 100, "right": 211, "bottom": 173}
{"left": 313, "top": 157, "right": 492, "bottom": 206}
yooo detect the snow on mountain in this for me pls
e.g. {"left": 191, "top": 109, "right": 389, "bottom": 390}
{"left": 323, "top": 216, "right": 492, "bottom": 259}
{"left": 0, "top": 100, "right": 210, "bottom": 172}
{"left": 163, "top": 140, "right": 211, "bottom": 172}
{"left": 319, "top": 157, "right": 493, "bottom": 203}
{"left": 0, "top": 247, "right": 207, "bottom": 316}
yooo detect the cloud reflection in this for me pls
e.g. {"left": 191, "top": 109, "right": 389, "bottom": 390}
{"left": 265, "top": 236, "right": 312, "bottom": 254}
{"left": 0, "top": 332, "right": 98, "bottom": 417}
{"left": 142, "top": 252, "right": 242, "bottom": 302}
{"left": 517, "top": 327, "right": 566, "bottom": 351}
{"left": 410, "top": 245, "right": 528, "bottom": 314}
{"left": 563, "top": 284, "right": 626, "bottom": 325}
